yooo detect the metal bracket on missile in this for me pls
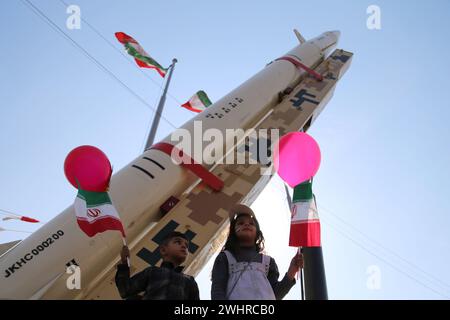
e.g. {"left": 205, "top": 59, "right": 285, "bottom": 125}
{"left": 160, "top": 196, "right": 180, "bottom": 215}
{"left": 276, "top": 56, "right": 324, "bottom": 81}
{"left": 278, "top": 87, "right": 294, "bottom": 103}
{"left": 150, "top": 142, "right": 224, "bottom": 192}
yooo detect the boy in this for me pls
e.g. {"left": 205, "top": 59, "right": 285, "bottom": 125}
{"left": 115, "top": 231, "right": 200, "bottom": 300}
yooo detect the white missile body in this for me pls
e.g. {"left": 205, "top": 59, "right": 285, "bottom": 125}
{"left": 0, "top": 31, "right": 340, "bottom": 299}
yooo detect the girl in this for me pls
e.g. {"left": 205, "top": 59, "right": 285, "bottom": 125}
{"left": 211, "top": 204, "right": 303, "bottom": 300}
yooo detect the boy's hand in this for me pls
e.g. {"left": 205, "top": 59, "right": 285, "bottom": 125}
{"left": 287, "top": 252, "right": 304, "bottom": 280}
{"left": 120, "top": 245, "right": 130, "bottom": 265}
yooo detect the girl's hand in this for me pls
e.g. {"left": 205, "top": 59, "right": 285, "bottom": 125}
{"left": 287, "top": 252, "right": 304, "bottom": 280}
{"left": 120, "top": 245, "right": 130, "bottom": 265}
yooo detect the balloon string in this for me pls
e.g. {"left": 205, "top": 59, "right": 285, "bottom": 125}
{"left": 74, "top": 177, "right": 81, "bottom": 190}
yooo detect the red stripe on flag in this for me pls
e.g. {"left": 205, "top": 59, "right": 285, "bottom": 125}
{"left": 134, "top": 58, "right": 149, "bottom": 68}
{"left": 77, "top": 216, "right": 125, "bottom": 238}
{"left": 134, "top": 58, "right": 166, "bottom": 77}
{"left": 115, "top": 32, "right": 136, "bottom": 44}
{"left": 289, "top": 221, "right": 321, "bottom": 247}
{"left": 20, "top": 216, "right": 40, "bottom": 223}
{"left": 155, "top": 67, "right": 166, "bottom": 78}
{"left": 181, "top": 102, "right": 202, "bottom": 113}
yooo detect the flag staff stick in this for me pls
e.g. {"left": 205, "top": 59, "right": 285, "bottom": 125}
{"left": 144, "top": 58, "right": 178, "bottom": 151}
{"left": 299, "top": 247, "right": 305, "bottom": 300}
{"left": 284, "top": 183, "right": 306, "bottom": 300}
{"left": 122, "top": 237, "right": 130, "bottom": 267}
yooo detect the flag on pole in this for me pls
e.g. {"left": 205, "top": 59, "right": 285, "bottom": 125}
{"left": 74, "top": 188, "right": 125, "bottom": 238}
{"left": 289, "top": 181, "right": 321, "bottom": 247}
{"left": 2, "top": 215, "right": 40, "bottom": 223}
{"left": 181, "top": 90, "right": 212, "bottom": 113}
{"left": 115, "top": 32, "right": 168, "bottom": 78}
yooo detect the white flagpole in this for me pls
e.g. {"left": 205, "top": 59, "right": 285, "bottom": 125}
{"left": 122, "top": 237, "right": 130, "bottom": 267}
{"left": 299, "top": 247, "right": 305, "bottom": 300}
{"left": 285, "top": 183, "right": 305, "bottom": 300}
{"left": 144, "top": 58, "right": 178, "bottom": 150}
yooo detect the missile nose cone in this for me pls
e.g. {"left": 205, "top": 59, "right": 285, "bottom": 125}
{"left": 311, "top": 31, "right": 341, "bottom": 55}
{"left": 329, "top": 30, "right": 341, "bottom": 42}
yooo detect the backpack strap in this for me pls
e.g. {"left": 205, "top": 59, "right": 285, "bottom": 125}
{"left": 224, "top": 250, "right": 237, "bottom": 274}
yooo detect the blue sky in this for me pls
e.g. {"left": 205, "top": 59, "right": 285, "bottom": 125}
{"left": 1, "top": 0, "right": 450, "bottom": 299}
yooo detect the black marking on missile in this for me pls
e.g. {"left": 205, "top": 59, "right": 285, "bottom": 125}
{"left": 137, "top": 220, "right": 199, "bottom": 266}
{"left": 290, "top": 89, "right": 319, "bottom": 109}
{"left": 3, "top": 230, "right": 65, "bottom": 278}
{"left": 143, "top": 157, "right": 165, "bottom": 170}
{"left": 239, "top": 136, "right": 273, "bottom": 167}
{"left": 132, "top": 165, "right": 154, "bottom": 179}
{"left": 221, "top": 106, "right": 231, "bottom": 113}
{"left": 205, "top": 97, "right": 244, "bottom": 119}
{"left": 325, "top": 73, "right": 337, "bottom": 80}
{"left": 66, "top": 259, "right": 79, "bottom": 267}
{"left": 331, "top": 54, "right": 350, "bottom": 63}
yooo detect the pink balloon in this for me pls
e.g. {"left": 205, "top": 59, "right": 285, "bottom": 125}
{"left": 274, "top": 132, "right": 321, "bottom": 187}
{"left": 64, "top": 145, "right": 112, "bottom": 192}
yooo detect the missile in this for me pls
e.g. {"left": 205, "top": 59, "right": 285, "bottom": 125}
{"left": 0, "top": 30, "right": 352, "bottom": 299}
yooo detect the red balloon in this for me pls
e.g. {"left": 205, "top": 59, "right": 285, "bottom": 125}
{"left": 64, "top": 145, "right": 112, "bottom": 192}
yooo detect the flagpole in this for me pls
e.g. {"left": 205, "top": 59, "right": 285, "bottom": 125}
{"left": 285, "top": 184, "right": 306, "bottom": 301}
{"left": 144, "top": 58, "right": 178, "bottom": 151}
{"left": 299, "top": 247, "right": 305, "bottom": 300}
{"left": 284, "top": 182, "right": 327, "bottom": 300}
{"left": 122, "top": 237, "right": 130, "bottom": 267}
{"left": 302, "top": 187, "right": 328, "bottom": 300}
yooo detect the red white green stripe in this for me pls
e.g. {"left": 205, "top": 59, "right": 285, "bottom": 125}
{"left": 115, "top": 32, "right": 168, "bottom": 78}
{"left": 181, "top": 90, "right": 212, "bottom": 113}
{"left": 289, "top": 181, "right": 321, "bottom": 247}
{"left": 74, "top": 188, "right": 125, "bottom": 238}
{"left": 2, "top": 215, "right": 40, "bottom": 223}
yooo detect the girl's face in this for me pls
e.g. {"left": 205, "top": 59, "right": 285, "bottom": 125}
{"left": 234, "top": 214, "right": 257, "bottom": 243}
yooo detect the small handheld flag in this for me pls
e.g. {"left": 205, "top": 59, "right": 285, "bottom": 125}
{"left": 115, "top": 32, "right": 168, "bottom": 78}
{"left": 181, "top": 90, "right": 212, "bottom": 113}
{"left": 74, "top": 188, "right": 125, "bottom": 238}
{"left": 289, "top": 180, "right": 321, "bottom": 247}
{"left": 2, "top": 215, "right": 40, "bottom": 223}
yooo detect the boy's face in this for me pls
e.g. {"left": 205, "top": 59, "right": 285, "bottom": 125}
{"left": 160, "top": 236, "right": 189, "bottom": 265}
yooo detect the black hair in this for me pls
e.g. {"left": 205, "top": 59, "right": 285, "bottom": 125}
{"left": 223, "top": 213, "right": 265, "bottom": 255}
{"left": 160, "top": 231, "right": 188, "bottom": 247}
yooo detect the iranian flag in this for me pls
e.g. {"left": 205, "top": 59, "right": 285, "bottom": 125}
{"left": 2, "top": 215, "right": 39, "bottom": 223}
{"left": 289, "top": 181, "right": 321, "bottom": 247}
{"left": 74, "top": 188, "right": 125, "bottom": 238}
{"left": 181, "top": 90, "right": 212, "bottom": 113}
{"left": 115, "top": 32, "right": 168, "bottom": 78}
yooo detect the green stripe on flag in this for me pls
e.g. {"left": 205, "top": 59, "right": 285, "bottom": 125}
{"left": 77, "top": 189, "right": 112, "bottom": 207}
{"left": 197, "top": 91, "right": 212, "bottom": 107}
{"left": 124, "top": 43, "right": 166, "bottom": 71}
{"left": 293, "top": 181, "right": 313, "bottom": 202}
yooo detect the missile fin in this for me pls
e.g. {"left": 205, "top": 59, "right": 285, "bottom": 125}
{"left": 294, "top": 29, "right": 306, "bottom": 44}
